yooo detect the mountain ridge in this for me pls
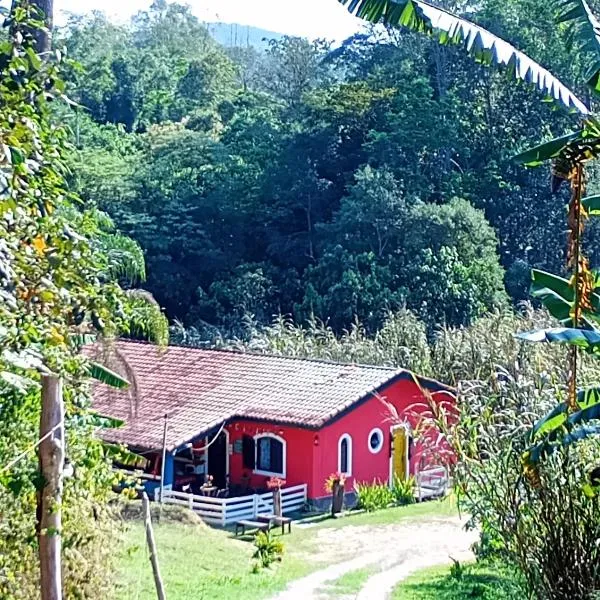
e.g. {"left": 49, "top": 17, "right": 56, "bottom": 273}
{"left": 205, "top": 21, "right": 284, "bottom": 48}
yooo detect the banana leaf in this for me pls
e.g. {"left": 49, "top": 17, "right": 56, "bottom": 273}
{"left": 89, "top": 412, "right": 124, "bottom": 429}
{"left": 556, "top": 0, "right": 600, "bottom": 93}
{"left": 526, "top": 424, "right": 600, "bottom": 464}
{"left": 513, "top": 130, "right": 585, "bottom": 166}
{"left": 88, "top": 361, "right": 130, "bottom": 389}
{"left": 517, "top": 327, "right": 600, "bottom": 351}
{"left": 530, "top": 387, "right": 600, "bottom": 441}
{"left": 530, "top": 269, "right": 600, "bottom": 327}
{"left": 582, "top": 194, "right": 600, "bottom": 214}
{"left": 338, "top": 0, "right": 590, "bottom": 114}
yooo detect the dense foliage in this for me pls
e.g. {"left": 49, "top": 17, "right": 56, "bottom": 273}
{"left": 58, "top": 0, "right": 600, "bottom": 335}
{"left": 0, "top": 3, "right": 166, "bottom": 597}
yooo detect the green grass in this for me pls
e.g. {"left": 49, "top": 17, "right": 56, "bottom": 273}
{"left": 324, "top": 567, "right": 376, "bottom": 597}
{"left": 299, "top": 495, "right": 457, "bottom": 529}
{"left": 116, "top": 519, "right": 314, "bottom": 600}
{"left": 116, "top": 498, "right": 456, "bottom": 600}
{"left": 392, "top": 562, "right": 524, "bottom": 599}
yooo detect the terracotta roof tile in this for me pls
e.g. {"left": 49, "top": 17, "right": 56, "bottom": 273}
{"left": 91, "top": 341, "right": 447, "bottom": 450}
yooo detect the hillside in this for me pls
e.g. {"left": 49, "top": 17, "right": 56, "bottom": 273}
{"left": 206, "top": 21, "right": 282, "bottom": 48}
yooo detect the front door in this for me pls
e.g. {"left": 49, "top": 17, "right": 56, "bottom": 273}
{"left": 391, "top": 426, "right": 409, "bottom": 482}
{"left": 207, "top": 431, "right": 228, "bottom": 489}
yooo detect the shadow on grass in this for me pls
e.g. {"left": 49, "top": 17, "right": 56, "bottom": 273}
{"left": 397, "top": 565, "right": 524, "bottom": 600}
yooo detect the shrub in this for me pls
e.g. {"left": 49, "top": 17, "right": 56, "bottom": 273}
{"left": 252, "top": 531, "right": 284, "bottom": 569}
{"left": 354, "top": 480, "right": 394, "bottom": 512}
{"left": 423, "top": 356, "right": 600, "bottom": 598}
{"left": 391, "top": 475, "right": 416, "bottom": 506}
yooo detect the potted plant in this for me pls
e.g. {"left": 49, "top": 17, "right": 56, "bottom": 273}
{"left": 266, "top": 476, "right": 286, "bottom": 517}
{"left": 324, "top": 472, "right": 347, "bottom": 516}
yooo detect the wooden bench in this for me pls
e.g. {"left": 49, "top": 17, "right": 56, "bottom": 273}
{"left": 257, "top": 514, "right": 292, "bottom": 535}
{"left": 235, "top": 519, "right": 271, "bottom": 536}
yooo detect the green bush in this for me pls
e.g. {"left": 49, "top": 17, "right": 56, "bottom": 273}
{"left": 354, "top": 480, "right": 395, "bottom": 512}
{"left": 252, "top": 531, "right": 284, "bottom": 569}
{"left": 391, "top": 475, "right": 416, "bottom": 506}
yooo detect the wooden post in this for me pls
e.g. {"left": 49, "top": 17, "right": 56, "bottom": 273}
{"left": 142, "top": 492, "right": 166, "bottom": 600}
{"left": 273, "top": 488, "right": 282, "bottom": 517}
{"left": 38, "top": 375, "right": 64, "bottom": 600}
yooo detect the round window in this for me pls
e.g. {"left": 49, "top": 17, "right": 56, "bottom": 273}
{"left": 368, "top": 428, "right": 384, "bottom": 454}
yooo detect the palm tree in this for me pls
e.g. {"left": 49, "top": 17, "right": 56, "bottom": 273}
{"left": 337, "top": 0, "right": 600, "bottom": 463}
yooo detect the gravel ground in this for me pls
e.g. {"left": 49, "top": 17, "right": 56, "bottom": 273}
{"left": 272, "top": 516, "right": 477, "bottom": 600}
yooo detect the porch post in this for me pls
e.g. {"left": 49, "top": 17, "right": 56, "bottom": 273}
{"left": 163, "top": 452, "right": 175, "bottom": 491}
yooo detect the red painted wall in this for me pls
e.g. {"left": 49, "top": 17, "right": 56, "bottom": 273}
{"left": 224, "top": 378, "right": 448, "bottom": 501}
{"left": 225, "top": 420, "right": 317, "bottom": 496}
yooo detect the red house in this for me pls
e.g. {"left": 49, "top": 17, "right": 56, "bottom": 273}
{"left": 93, "top": 341, "right": 453, "bottom": 507}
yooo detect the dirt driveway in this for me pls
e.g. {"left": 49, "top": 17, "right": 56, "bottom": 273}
{"left": 272, "top": 515, "right": 477, "bottom": 600}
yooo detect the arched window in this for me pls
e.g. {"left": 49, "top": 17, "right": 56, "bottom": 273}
{"left": 338, "top": 434, "right": 352, "bottom": 476}
{"left": 254, "top": 433, "right": 286, "bottom": 477}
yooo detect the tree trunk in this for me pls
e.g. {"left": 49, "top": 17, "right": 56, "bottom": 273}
{"left": 143, "top": 492, "right": 167, "bottom": 600}
{"left": 38, "top": 375, "right": 64, "bottom": 600}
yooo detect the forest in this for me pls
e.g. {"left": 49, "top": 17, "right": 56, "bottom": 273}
{"left": 59, "top": 0, "right": 599, "bottom": 337}
{"left": 5, "top": 0, "right": 600, "bottom": 598}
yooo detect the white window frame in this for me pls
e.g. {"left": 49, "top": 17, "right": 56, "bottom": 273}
{"left": 368, "top": 427, "right": 384, "bottom": 454}
{"left": 337, "top": 434, "right": 353, "bottom": 476}
{"left": 253, "top": 433, "right": 286, "bottom": 478}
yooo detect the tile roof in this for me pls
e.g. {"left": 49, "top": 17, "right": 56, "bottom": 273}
{"left": 91, "top": 341, "right": 450, "bottom": 451}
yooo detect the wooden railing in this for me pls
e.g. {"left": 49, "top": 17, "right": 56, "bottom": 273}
{"left": 155, "top": 484, "right": 308, "bottom": 526}
{"left": 415, "top": 466, "right": 449, "bottom": 502}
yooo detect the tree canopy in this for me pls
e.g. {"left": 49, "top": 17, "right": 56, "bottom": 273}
{"left": 59, "top": 0, "right": 600, "bottom": 337}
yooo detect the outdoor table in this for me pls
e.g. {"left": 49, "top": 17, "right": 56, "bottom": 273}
{"left": 199, "top": 486, "right": 218, "bottom": 497}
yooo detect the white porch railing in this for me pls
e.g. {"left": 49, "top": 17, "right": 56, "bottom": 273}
{"left": 154, "top": 484, "right": 308, "bottom": 526}
{"left": 415, "top": 466, "right": 449, "bottom": 502}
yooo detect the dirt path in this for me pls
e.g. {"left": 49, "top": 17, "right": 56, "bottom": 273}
{"left": 272, "top": 516, "right": 477, "bottom": 600}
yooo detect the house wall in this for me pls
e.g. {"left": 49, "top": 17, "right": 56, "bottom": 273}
{"left": 312, "top": 378, "right": 438, "bottom": 502}
{"left": 225, "top": 420, "right": 317, "bottom": 497}
{"left": 222, "top": 378, "right": 446, "bottom": 502}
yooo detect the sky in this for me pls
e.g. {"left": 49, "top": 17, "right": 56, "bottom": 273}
{"left": 52, "top": 0, "right": 364, "bottom": 41}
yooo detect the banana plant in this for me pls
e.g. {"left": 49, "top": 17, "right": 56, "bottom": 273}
{"left": 338, "top": 0, "right": 600, "bottom": 476}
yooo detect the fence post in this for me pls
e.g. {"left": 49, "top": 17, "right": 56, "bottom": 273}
{"left": 253, "top": 494, "right": 258, "bottom": 518}
{"left": 188, "top": 493, "right": 193, "bottom": 511}
{"left": 222, "top": 498, "right": 227, "bottom": 527}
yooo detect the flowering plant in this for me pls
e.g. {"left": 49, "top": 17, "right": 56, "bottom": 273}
{"left": 267, "top": 476, "right": 286, "bottom": 490}
{"left": 324, "top": 472, "right": 347, "bottom": 494}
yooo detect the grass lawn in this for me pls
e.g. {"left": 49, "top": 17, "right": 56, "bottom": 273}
{"left": 323, "top": 567, "right": 376, "bottom": 597}
{"left": 116, "top": 497, "right": 456, "bottom": 600}
{"left": 392, "top": 562, "right": 524, "bottom": 599}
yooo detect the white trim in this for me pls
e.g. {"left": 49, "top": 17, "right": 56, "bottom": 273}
{"left": 388, "top": 423, "right": 410, "bottom": 485}
{"left": 368, "top": 427, "right": 384, "bottom": 454}
{"left": 253, "top": 433, "right": 286, "bottom": 478}
{"left": 337, "top": 433, "right": 353, "bottom": 476}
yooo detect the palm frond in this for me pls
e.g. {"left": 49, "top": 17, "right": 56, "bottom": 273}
{"left": 88, "top": 361, "right": 130, "bottom": 389}
{"left": 126, "top": 290, "right": 169, "bottom": 346}
{"left": 100, "top": 233, "right": 146, "bottom": 285}
{"left": 339, "top": 0, "right": 590, "bottom": 114}
{"left": 556, "top": 0, "right": 600, "bottom": 93}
